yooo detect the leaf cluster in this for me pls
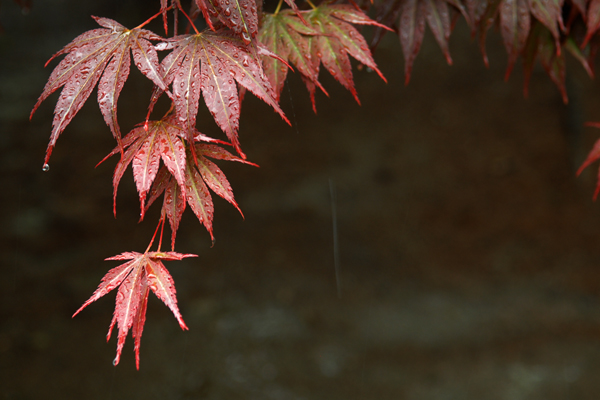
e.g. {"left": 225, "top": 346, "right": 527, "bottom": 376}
{"left": 30, "top": 0, "right": 388, "bottom": 367}
{"left": 369, "top": 0, "right": 600, "bottom": 101}
{"left": 30, "top": 0, "right": 600, "bottom": 368}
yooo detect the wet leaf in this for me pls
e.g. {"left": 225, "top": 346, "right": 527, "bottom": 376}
{"left": 304, "top": 4, "right": 387, "bottom": 105}
{"left": 158, "top": 30, "right": 288, "bottom": 157}
{"left": 73, "top": 251, "right": 196, "bottom": 369}
{"left": 31, "top": 16, "right": 169, "bottom": 165}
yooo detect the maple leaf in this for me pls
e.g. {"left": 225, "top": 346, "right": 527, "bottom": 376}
{"left": 193, "top": 0, "right": 258, "bottom": 42}
{"left": 107, "top": 118, "right": 188, "bottom": 217}
{"left": 583, "top": 0, "right": 600, "bottom": 47}
{"left": 30, "top": 16, "right": 170, "bottom": 165}
{"left": 73, "top": 250, "right": 197, "bottom": 369}
{"left": 499, "top": 0, "right": 531, "bottom": 79}
{"left": 527, "top": 0, "right": 564, "bottom": 46}
{"left": 397, "top": 0, "right": 463, "bottom": 84}
{"left": 156, "top": 29, "right": 288, "bottom": 157}
{"left": 522, "top": 21, "right": 592, "bottom": 103}
{"left": 577, "top": 122, "right": 600, "bottom": 199}
{"left": 259, "top": 10, "right": 327, "bottom": 105}
{"left": 303, "top": 4, "right": 388, "bottom": 106}
{"left": 144, "top": 142, "right": 256, "bottom": 247}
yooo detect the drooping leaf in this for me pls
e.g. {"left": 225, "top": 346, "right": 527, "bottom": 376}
{"left": 259, "top": 10, "right": 326, "bottom": 103}
{"left": 499, "top": 0, "right": 531, "bottom": 79}
{"left": 31, "top": 16, "right": 169, "bottom": 165}
{"left": 577, "top": 123, "right": 600, "bottom": 199}
{"left": 158, "top": 30, "right": 288, "bottom": 157}
{"left": 536, "top": 24, "right": 567, "bottom": 103}
{"left": 73, "top": 250, "right": 197, "bottom": 369}
{"left": 108, "top": 118, "right": 188, "bottom": 217}
{"left": 194, "top": 142, "right": 255, "bottom": 214}
{"left": 184, "top": 155, "right": 215, "bottom": 240}
{"left": 140, "top": 142, "right": 254, "bottom": 246}
{"left": 163, "top": 179, "right": 187, "bottom": 249}
{"left": 564, "top": 36, "right": 594, "bottom": 78}
{"left": 521, "top": 21, "right": 588, "bottom": 104}
{"left": 305, "top": 4, "right": 387, "bottom": 104}
{"left": 477, "top": 0, "right": 502, "bottom": 67}
{"left": 194, "top": 0, "right": 258, "bottom": 42}
{"left": 583, "top": 0, "right": 600, "bottom": 47}
{"left": 527, "top": 0, "right": 564, "bottom": 46}
{"left": 397, "top": 0, "right": 456, "bottom": 84}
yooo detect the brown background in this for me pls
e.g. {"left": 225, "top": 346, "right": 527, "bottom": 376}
{"left": 3, "top": 0, "right": 600, "bottom": 399}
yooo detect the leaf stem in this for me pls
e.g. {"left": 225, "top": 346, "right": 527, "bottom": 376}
{"left": 177, "top": 2, "right": 200, "bottom": 35}
{"left": 135, "top": 5, "right": 173, "bottom": 30}
{"left": 305, "top": 0, "right": 317, "bottom": 10}
{"left": 146, "top": 215, "right": 165, "bottom": 253}
{"left": 274, "top": 0, "right": 284, "bottom": 15}
{"left": 157, "top": 215, "right": 165, "bottom": 251}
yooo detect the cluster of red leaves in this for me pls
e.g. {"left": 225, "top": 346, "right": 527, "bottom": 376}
{"left": 31, "top": 0, "right": 385, "bottom": 368}
{"left": 370, "top": 0, "right": 599, "bottom": 100}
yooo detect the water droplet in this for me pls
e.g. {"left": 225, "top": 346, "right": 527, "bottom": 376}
{"left": 242, "top": 32, "right": 251, "bottom": 43}
{"left": 242, "top": 57, "right": 249, "bottom": 67}
{"left": 112, "top": 357, "right": 118, "bottom": 366}
{"left": 224, "top": 7, "right": 231, "bottom": 16}
{"left": 42, "top": 163, "right": 50, "bottom": 172}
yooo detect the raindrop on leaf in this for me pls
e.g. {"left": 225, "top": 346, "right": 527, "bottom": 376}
{"left": 42, "top": 164, "right": 50, "bottom": 172}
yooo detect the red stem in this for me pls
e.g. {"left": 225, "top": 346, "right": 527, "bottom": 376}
{"left": 135, "top": 4, "right": 173, "bottom": 30}
{"left": 145, "top": 215, "right": 165, "bottom": 253}
{"left": 177, "top": 2, "right": 200, "bottom": 35}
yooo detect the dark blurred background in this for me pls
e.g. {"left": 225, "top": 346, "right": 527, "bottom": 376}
{"left": 4, "top": 0, "right": 600, "bottom": 399}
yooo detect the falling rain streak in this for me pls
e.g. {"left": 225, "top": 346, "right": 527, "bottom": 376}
{"left": 329, "top": 179, "right": 342, "bottom": 299}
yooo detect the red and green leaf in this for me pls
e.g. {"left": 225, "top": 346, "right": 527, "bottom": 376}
{"left": 259, "top": 10, "right": 325, "bottom": 103}
{"left": 528, "top": 0, "right": 564, "bottom": 45}
{"left": 304, "top": 4, "right": 388, "bottom": 104}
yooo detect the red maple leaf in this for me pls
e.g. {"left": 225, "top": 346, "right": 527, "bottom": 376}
{"left": 499, "top": 0, "right": 531, "bottom": 79}
{"left": 30, "top": 16, "right": 169, "bottom": 165}
{"left": 397, "top": 0, "right": 462, "bottom": 84}
{"left": 73, "top": 250, "right": 197, "bottom": 369}
{"left": 156, "top": 29, "right": 288, "bottom": 157}
{"left": 195, "top": 0, "right": 258, "bottom": 42}
{"left": 143, "top": 142, "right": 256, "bottom": 247}
{"left": 577, "top": 122, "right": 600, "bottom": 199}
{"left": 100, "top": 114, "right": 255, "bottom": 246}
{"left": 106, "top": 118, "right": 188, "bottom": 217}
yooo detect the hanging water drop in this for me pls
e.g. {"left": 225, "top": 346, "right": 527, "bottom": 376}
{"left": 42, "top": 163, "right": 50, "bottom": 172}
